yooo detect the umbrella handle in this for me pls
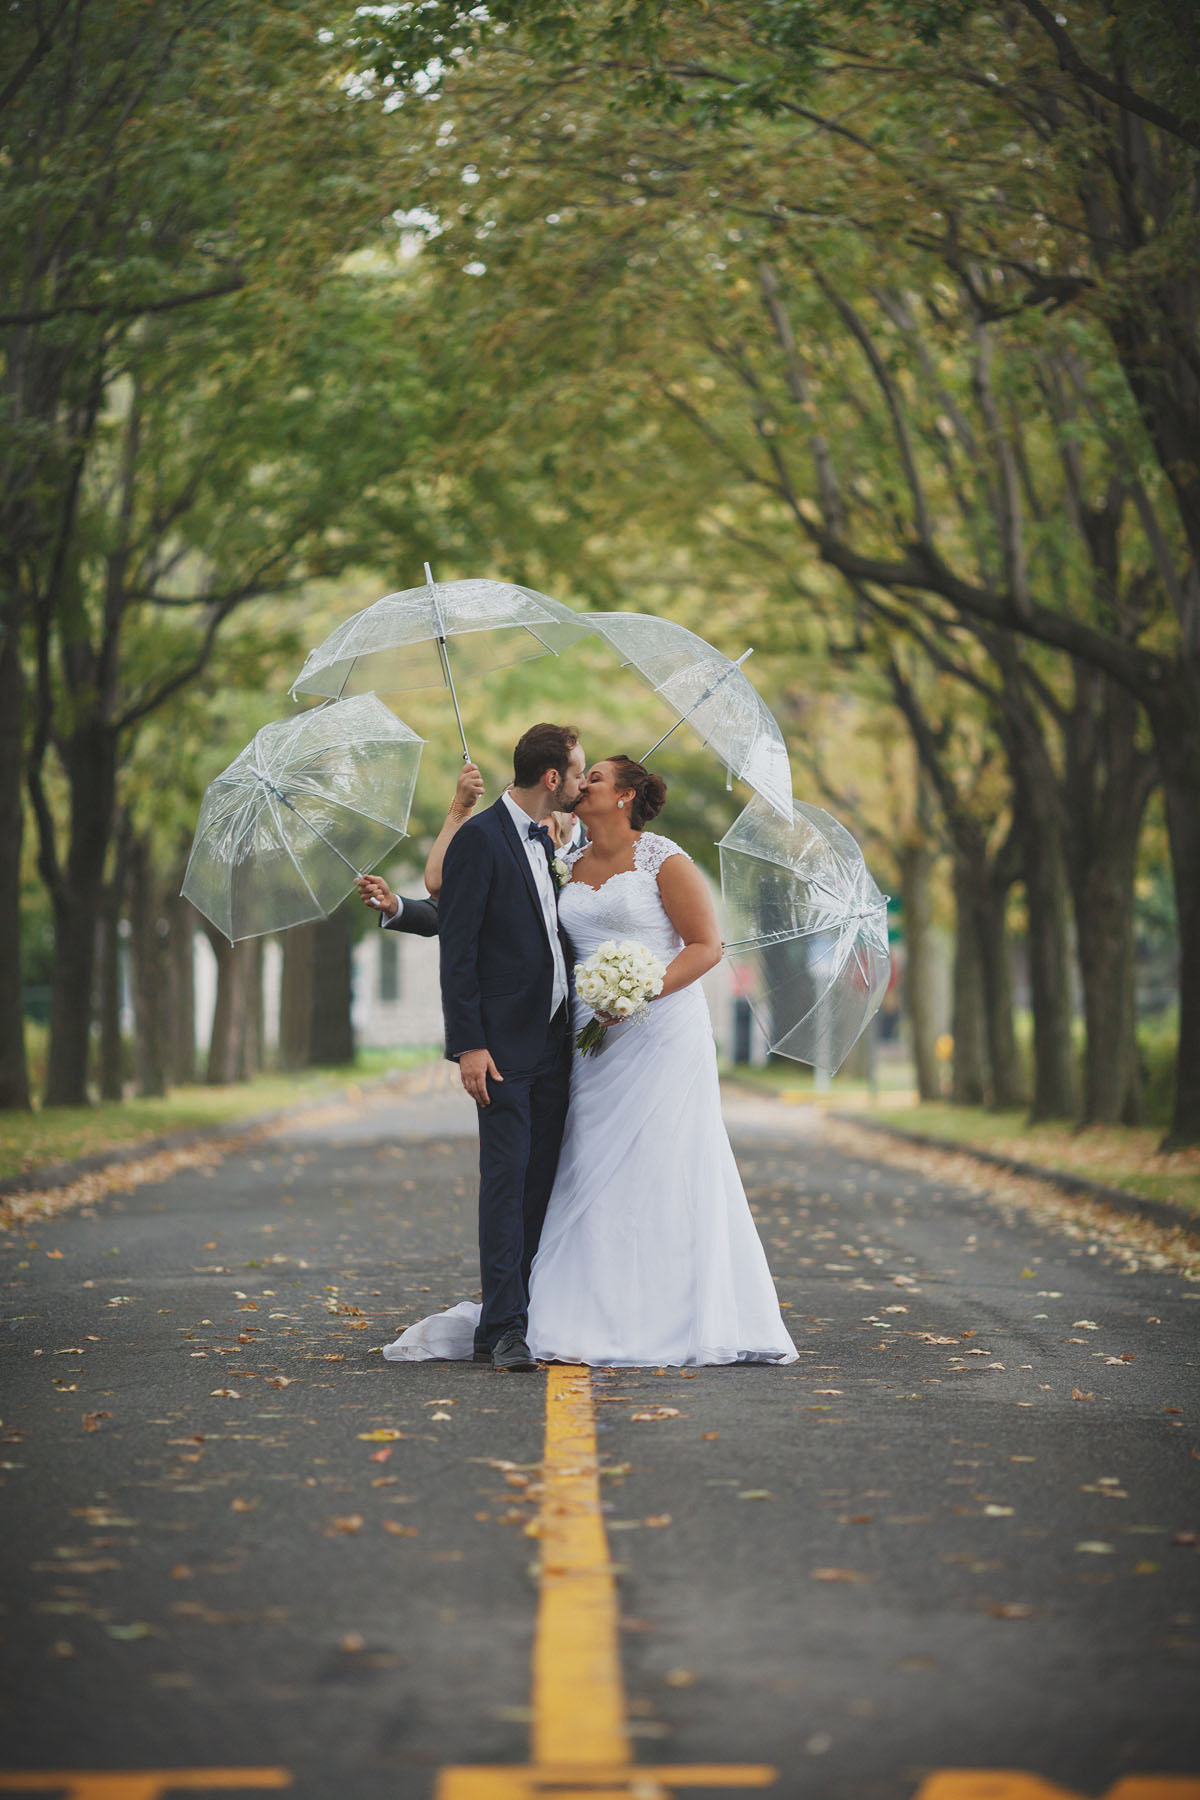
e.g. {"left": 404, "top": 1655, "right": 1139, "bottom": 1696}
{"left": 425, "top": 562, "right": 471, "bottom": 762}
{"left": 641, "top": 647, "right": 753, "bottom": 763}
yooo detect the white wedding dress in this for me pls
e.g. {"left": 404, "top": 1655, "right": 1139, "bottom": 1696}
{"left": 382, "top": 833, "right": 798, "bottom": 1367}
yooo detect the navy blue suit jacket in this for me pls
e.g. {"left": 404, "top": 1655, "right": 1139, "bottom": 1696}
{"left": 382, "top": 895, "right": 439, "bottom": 938}
{"left": 438, "top": 798, "right": 571, "bottom": 1071}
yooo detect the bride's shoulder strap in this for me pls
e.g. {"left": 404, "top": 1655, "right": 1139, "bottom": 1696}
{"left": 565, "top": 842, "right": 588, "bottom": 868}
{"left": 634, "top": 832, "right": 693, "bottom": 878}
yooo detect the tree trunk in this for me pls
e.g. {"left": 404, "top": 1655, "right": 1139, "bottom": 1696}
{"left": 96, "top": 816, "right": 130, "bottom": 1103}
{"left": 129, "top": 836, "right": 170, "bottom": 1099}
{"left": 237, "top": 938, "right": 264, "bottom": 1081}
{"left": 203, "top": 926, "right": 251, "bottom": 1086}
{"left": 997, "top": 671, "right": 1076, "bottom": 1122}
{"left": 0, "top": 618, "right": 30, "bottom": 1110}
{"left": 1013, "top": 828, "right": 1076, "bottom": 1121}
{"left": 897, "top": 774, "right": 940, "bottom": 1100}
{"left": 309, "top": 909, "right": 355, "bottom": 1066}
{"left": 951, "top": 858, "right": 988, "bottom": 1106}
{"left": 981, "top": 849, "right": 1022, "bottom": 1109}
{"left": 42, "top": 726, "right": 118, "bottom": 1106}
{"left": 279, "top": 925, "right": 315, "bottom": 1072}
{"left": 168, "top": 894, "right": 198, "bottom": 1087}
{"left": 1152, "top": 690, "right": 1200, "bottom": 1145}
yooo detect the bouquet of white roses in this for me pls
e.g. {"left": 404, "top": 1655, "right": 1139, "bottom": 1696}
{"left": 573, "top": 938, "right": 666, "bottom": 1057}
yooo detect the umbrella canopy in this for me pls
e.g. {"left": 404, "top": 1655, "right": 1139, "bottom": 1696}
{"left": 719, "top": 793, "right": 890, "bottom": 1073}
{"left": 289, "top": 565, "right": 589, "bottom": 758}
{"left": 586, "top": 612, "right": 793, "bottom": 820}
{"left": 182, "top": 694, "right": 424, "bottom": 943}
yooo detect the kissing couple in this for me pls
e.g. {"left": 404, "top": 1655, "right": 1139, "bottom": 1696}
{"left": 375, "top": 722, "right": 798, "bottom": 1370}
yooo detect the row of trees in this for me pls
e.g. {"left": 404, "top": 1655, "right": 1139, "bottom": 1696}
{"left": 0, "top": 0, "right": 477, "bottom": 1110}
{"left": 3, "top": 0, "right": 1194, "bottom": 1141}
{"left": 350, "top": 0, "right": 1197, "bottom": 1141}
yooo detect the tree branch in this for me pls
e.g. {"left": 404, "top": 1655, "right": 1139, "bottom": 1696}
{"left": 1015, "top": 0, "right": 1200, "bottom": 152}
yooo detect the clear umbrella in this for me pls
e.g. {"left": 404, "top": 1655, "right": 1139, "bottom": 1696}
{"left": 182, "top": 694, "right": 424, "bottom": 943}
{"left": 719, "top": 793, "right": 890, "bottom": 1073}
{"left": 586, "top": 613, "right": 793, "bottom": 820}
{"left": 289, "top": 564, "right": 589, "bottom": 760}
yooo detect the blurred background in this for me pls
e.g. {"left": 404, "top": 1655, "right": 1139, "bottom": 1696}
{"left": 1, "top": 0, "right": 1193, "bottom": 1174}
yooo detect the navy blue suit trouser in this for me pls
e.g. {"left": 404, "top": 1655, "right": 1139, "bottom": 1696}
{"left": 473, "top": 1003, "right": 571, "bottom": 1353}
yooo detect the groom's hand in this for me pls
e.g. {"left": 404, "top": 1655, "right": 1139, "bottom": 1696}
{"left": 459, "top": 1048, "right": 502, "bottom": 1107}
{"left": 356, "top": 874, "right": 398, "bottom": 918}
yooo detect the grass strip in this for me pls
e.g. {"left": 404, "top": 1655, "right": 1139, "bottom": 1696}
{"left": 0, "top": 1047, "right": 439, "bottom": 1182}
{"left": 867, "top": 1102, "right": 1200, "bottom": 1215}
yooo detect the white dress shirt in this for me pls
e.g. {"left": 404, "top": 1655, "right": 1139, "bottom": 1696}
{"left": 502, "top": 790, "right": 568, "bottom": 1020}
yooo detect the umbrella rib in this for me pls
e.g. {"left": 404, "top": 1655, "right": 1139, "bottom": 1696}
{"left": 283, "top": 780, "right": 411, "bottom": 836}
{"left": 263, "top": 792, "right": 353, "bottom": 901}
{"left": 641, "top": 649, "right": 755, "bottom": 763}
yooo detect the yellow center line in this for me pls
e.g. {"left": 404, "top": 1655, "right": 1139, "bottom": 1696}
{"left": 532, "top": 1365, "right": 631, "bottom": 1770}
{"left": 437, "top": 1363, "right": 776, "bottom": 1800}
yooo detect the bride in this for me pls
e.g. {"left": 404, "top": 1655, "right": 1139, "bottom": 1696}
{"left": 383, "top": 756, "right": 798, "bottom": 1368}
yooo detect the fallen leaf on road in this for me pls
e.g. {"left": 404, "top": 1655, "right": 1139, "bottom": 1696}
{"left": 326, "top": 1515, "right": 364, "bottom": 1535}
{"left": 984, "top": 1505, "right": 1014, "bottom": 1517}
{"left": 738, "top": 1490, "right": 772, "bottom": 1501}
{"left": 266, "top": 1377, "right": 292, "bottom": 1389}
{"left": 106, "top": 1622, "right": 158, "bottom": 1640}
{"left": 644, "top": 1515, "right": 672, "bottom": 1528}
{"left": 811, "top": 1567, "right": 871, "bottom": 1583}
{"left": 81, "top": 1411, "right": 112, "bottom": 1432}
{"left": 988, "top": 1602, "right": 1035, "bottom": 1619}
{"left": 358, "top": 1429, "right": 405, "bottom": 1442}
{"left": 1072, "top": 1389, "right": 1095, "bottom": 1402}
{"left": 231, "top": 1498, "right": 257, "bottom": 1513}
{"left": 631, "top": 1407, "right": 682, "bottom": 1421}
{"left": 209, "top": 1389, "right": 241, "bottom": 1399}
{"left": 429, "top": 1410, "right": 453, "bottom": 1421}
{"left": 382, "top": 1521, "right": 417, "bottom": 1537}
{"left": 701, "top": 1431, "right": 719, "bottom": 1441}
{"left": 340, "top": 1633, "right": 365, "bottom": 1653}
{"left": 665, "top": 1668, "right": 695, "bottom": 1687}
{"left": 369, "top": 1448, "right": 392, "bottom": 1465}
{"left": 1075, "top": 1541, "right": 1114, "bottom": 1554}
{"left": 1073, "top": 1320, "right": 1099, "bottom": 1330}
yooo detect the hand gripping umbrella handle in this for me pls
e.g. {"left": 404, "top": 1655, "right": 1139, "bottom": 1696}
{"left": 641, "top": 647, "right": 754, "bottom": 762}
{"left": 425, "top": 562, "right": 471, "bottom": 762}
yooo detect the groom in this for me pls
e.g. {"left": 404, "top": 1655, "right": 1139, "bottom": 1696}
{"left": 439, "top": 723, "right": 587, "bottom": 1371}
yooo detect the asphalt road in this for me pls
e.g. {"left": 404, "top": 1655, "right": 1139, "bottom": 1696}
{"left": 1, "top": 1066, "right": 1198, "bottom": 1800}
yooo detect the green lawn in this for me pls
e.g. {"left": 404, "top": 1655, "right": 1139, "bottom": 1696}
{"left": 865, "top": 1102, "right": 1200, "bottom": 1216}
{"left": 0, "top": 1047, "right": 440, "bottom": 1183}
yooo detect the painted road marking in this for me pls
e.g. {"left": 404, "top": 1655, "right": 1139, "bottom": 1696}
{"left": 915, "top": 1781, "right": 1200, "bottom": 1800}
{"left": 437, "top": 1363, "right": 777, "bottom": 1800}
{"left": 0, "top": 1774, "right": 291, "bottom": 1798}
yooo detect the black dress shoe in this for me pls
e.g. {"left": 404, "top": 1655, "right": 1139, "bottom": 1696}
{"left": 492, "top": 1328, "right": 537, "bottom": 1372}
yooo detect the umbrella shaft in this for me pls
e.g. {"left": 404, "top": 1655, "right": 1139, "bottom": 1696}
{"left": 436, "top": 634, "right": 471, "bottom": 762}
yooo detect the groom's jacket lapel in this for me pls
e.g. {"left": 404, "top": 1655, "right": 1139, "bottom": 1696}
{"left": 492, "top": 797, "right": 550, "bottom": 939}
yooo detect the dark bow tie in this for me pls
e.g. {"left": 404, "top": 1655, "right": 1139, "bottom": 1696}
{"left": 527, "top": 820, "right": 555, "bottom": 865}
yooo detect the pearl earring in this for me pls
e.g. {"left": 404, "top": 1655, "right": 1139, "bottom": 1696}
{"left": 617, "top": 800, "right": 625, "bottom": 809}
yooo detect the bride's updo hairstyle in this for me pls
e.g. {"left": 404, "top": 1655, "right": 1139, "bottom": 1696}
{"left": 607, "top": 756, "right": 667, "bottom": 829}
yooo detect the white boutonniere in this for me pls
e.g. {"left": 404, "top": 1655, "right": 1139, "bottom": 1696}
{"left": 552, "top": 854, "right": 571, "bottom": 891}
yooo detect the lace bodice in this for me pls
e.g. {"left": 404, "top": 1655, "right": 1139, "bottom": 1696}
{"left": 560, "top": 833, "right": 693, "bottom": 966}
